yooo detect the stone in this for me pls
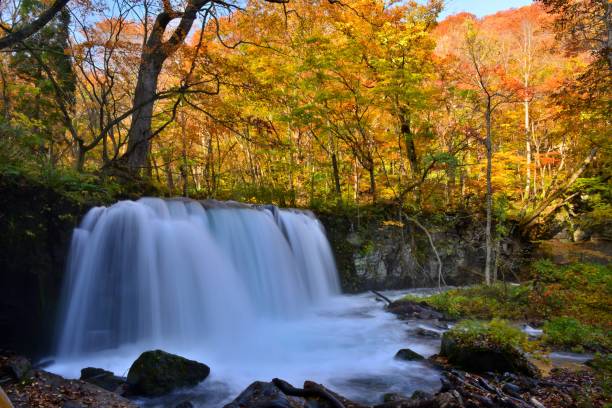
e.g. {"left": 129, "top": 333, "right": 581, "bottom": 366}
{"left": 573, "top": 228, "right": 590, "bottom": 242}
{"left": 126, "top": 350, "right": 210, "bottom": 397}
{"left": 223, "top": 381, "right": 305, "bottom": 408}
{"left": 382, "top": 392, "right": 407, "bottom": 402}
{"left": 394, "top": 348, "right": 425, "bottom": 361}
{"left": 410, "top": 390, "right": 433, "bottom": 401}
{"left": 415, "top": 327, "right": 441, "bottom": 338}
{"left": 80, "top": 367, "right": 126, "bottom": 392}
{"left": 387, "top": 300, "right": 444, "bottom": 320}
{"left": 6, "top": 356, "right": 31, "bottom": 380}
{"left": 435, "top": 390, "right": 464, "bottom": 408}
{"left": 440, "top": 333, "right": 539, "bottom": 377}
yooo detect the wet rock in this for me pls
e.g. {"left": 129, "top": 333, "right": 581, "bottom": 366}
{"left": 415, "top": 327, "right": 441, "bottom": 338}
{"left": 80, "top": 367, "right": 126, "bottom": 393}
{"left": 223, "top": 381, "right": 306, "bottom": 408}
{"left": 410, "top": 390, "right": 433, "bottom": 401}
{"left": 387, "top": 300, "right": 444, "bottom": 320}
{"left": 435, "top": 391, "right": 463, "bottom": 408}
{"left": 127, "top": 350, "right": 210, "bottom": 397}
{"left": 382, "top": 392, "right": 407, "bottom": 402}
{"left": 394, "top": 348, "right": 425, "bottom": 361}
{"left": 440, "top": 333, "right": 539, "bottom": 377}
{"left": 5, "top": 356, "right": 32, "bottom": 380}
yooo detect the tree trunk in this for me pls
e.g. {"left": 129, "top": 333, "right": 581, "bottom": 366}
{"left": 523, "top": 99, "right": 531, "bottom": 201}
{"left": 368, "top": 164, "right": 376, "bottom": 203}
{"left": 331, "top": 151, "right": 341, "bottom": 201}
{"left": 484, "top": 98, "right": 493, "bottom": 286}
{"left": 126, "top": 58, "right": 163, "bottom": 172}
{"left": 399, "top": 112, "right": 419, "bottom": 177}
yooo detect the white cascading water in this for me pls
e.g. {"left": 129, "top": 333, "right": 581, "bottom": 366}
{"left": 50, "top": 197, "right": 441, "bottom": 406}
{"left": 56, "top": 197, "right": 340, "bottom": 355}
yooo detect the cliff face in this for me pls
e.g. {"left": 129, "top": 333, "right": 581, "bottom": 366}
{"left": 318, "top": 210, "right": 528, "bottom": 293}
{"left": 0, "top": 175, "right": 88, "bottom": 357}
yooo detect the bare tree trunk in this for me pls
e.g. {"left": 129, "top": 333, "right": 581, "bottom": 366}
{"left": 368, "top": 164, "right": 376, "bottom": 203}
{"left": 523, "top": 99, "right": 531, "bottom": 201}
{"left": 484, "top": 98, "right": 493, "bottom": 286}
{"left": 521, "top": 147, "right": 598, "bottom": 231}
{"left": 403, "top": 214, "right": 446, "bottom": 289}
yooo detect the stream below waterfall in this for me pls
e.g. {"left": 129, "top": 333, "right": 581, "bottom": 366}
{"left": 48, "top": 290, "right": 443, "bottom": 407}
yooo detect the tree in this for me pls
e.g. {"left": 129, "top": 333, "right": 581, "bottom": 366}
{"left": 0, "top": 0, "right": 70, "bottom": 50}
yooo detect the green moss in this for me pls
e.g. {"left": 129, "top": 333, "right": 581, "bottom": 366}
{"left": 403, "top": 283, "right": 532, "bottom": 320}
{"left": 543, "top": 317, "right": 610, "bottom": 352}
{"left": 448, "top": 319, "right": 530, "bottom": 351}
{"left": 441, "top": 319, "right": 539, "bottom": 376}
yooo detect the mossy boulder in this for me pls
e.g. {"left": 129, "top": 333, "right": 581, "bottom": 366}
{"left": 126, "top": 350, "right": 210, "bottom": 396}
{"left": 440, "top": 320, "right": 539, "bottom": 377}
{"left": 394, "top": 348, "right": 425, "bottom": 361}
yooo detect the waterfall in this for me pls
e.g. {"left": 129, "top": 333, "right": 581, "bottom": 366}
{"left": 56, "top": 198, "right": 340, "bottom": 357}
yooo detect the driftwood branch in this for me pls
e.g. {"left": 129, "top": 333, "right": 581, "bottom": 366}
{"left": 402, "top": 214, "right": 447, "bottom": 289}
{"left": 272, "top": 378, "right": 345, "bottom": 408}
{"left": 371, "top": 290, "right": 392, "bottom": 305}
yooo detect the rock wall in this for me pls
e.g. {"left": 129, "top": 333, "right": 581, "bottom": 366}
{"left": 318, "top": 209, "right": 527, "bottom": 293}
{"left": 0, "top": 175, "right": 89, "bottom": 357}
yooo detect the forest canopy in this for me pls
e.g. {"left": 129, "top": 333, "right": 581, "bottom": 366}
{"left": 0, "top": 0, "right": 610, "bottom": 233}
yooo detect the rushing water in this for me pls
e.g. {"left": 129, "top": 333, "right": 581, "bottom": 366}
{"left": 48, "top": 198, "right": 441, "bottom": 406}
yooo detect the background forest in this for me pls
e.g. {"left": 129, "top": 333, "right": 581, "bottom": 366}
{"left": 0, "top": 0, "right": 610, "bottom": 271}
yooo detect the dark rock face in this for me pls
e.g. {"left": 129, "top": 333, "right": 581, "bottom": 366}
{"left": 0, "top": 175, "right": 90, "bottom": 357}
{"left": 80, "top": 367, "right": 126, "bottom": 393}
{"left": 440, "top": 333, "right": 539, "bottom": 377}
{"left": 126, "top": 350, "right": 210, "bottom": 397}
{"left": 394, "top": 349, "right": 425, "bottom": 361}
{"left": 318, "top": 210, "right": 524, "bottom": 292}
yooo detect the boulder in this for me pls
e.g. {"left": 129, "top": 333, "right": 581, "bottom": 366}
{"left": 224, "top": 379, "right": 368, "bottom": 408}
{"left": 382, "top": 393, "right": 407, "bottom": 403}
{"left": 223, "top": 381, "right": 306, "bottom": 408}
{"left": 126, "top": 350, "right": 210, "bottom": 397}
{"left": 409, "top": 390, "right": 433, "bottom": 401}
{"left": 80, "top": 367, "right": 126, "bottom": 393}
{"left": 440, "top": 333, "right": 539, "bottom": 377}
{"left": 5, "top": 356, "right": 32, "bottom": 381}
{"left": 415, "top": 327, "right": 442, "bottom": 338}
{"left": 394, "top": 349, "right": 425, "bottom": 361}
{"left": 387, "top": 300, "right": 445, "bottom": 320}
